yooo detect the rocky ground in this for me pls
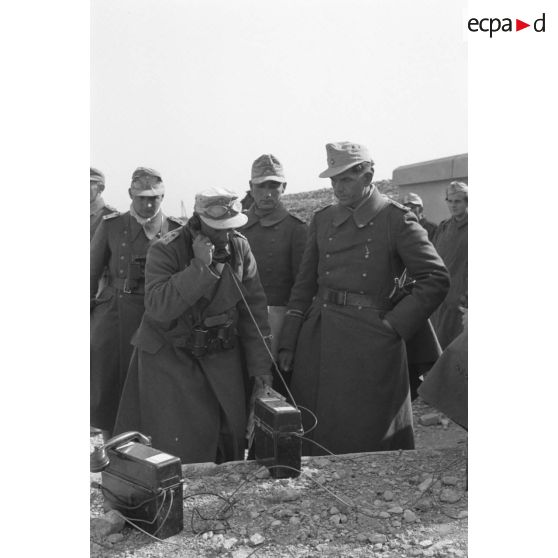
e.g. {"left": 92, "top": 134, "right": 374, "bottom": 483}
{"left": 90, "top": 398, "right": 467, "bottom": 557}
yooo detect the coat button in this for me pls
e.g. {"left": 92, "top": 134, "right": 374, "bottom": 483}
{"left": 328, "top": 237, "right": 333, "bottom": 241}
{"left": 325, "top": 253, "right": 331, "bottom": 258}
{"left": 362, "top": 272, "right": 367, "bottom": 277}
{"left": 364, "top": 254, "right": 370, "bottom": 259}
{"left": 359, "top": 291, "right": 365, "bottom": 294}
{"left": 367, "top": 238, "right": 372, "bottom": 242}
{"left": 369, "top": 222, "right": 374, "bottom": 226}
{"left": 120, "top": 269, "right": 124, "bottom": 274}
{"left": 122, "top": 242, "right": 126, "bottom": 247}
{"left": 120, "top": 255, "right": 125, "bottom": 260}
{"left": 357, "top": 306, "right": 362, "bottom": 310}
{"left": 323, "top": 303, "right": 327, "bottom": 308}
{"left": 325, "top": 271, "right": 330, "bottom": 275}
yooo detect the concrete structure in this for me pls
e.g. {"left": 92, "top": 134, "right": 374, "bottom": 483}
{"left": 392, "top": 154, "right": 468, "bottom": 224}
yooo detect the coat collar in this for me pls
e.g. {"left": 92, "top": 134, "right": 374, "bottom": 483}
{"left": 331, "top": 187, "right": 389, "bottom": 228}
{"left": 454, "top": 213, "right": 468, "bottom": 229}
{"left": 243, "top": 203, "right": 289, "bottom": 229}
{"left": 90, "top": 195, "right": 105, "bottom": 216}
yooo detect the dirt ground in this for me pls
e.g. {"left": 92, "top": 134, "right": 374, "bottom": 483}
{"left": 90, "top": 398, "right": 468, "bottom": 557}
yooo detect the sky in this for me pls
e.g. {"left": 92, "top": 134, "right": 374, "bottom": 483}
{"left": 91, "top": 0, "right": 467, "bottom": 216}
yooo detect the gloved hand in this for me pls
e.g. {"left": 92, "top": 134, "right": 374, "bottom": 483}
{"left": 246, "top": 374, "right": 274, "bottom": 445}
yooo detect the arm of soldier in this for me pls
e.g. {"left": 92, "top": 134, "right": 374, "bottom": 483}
{"left": 289, "top": 219, "right": 309, "bottom": 282}
{"left": 278, "top": 216, "right": 319, "bottom": 360}
{"left": 90, "top": 219, "right": 111, "bottom": 302}
{"left": 235, "top": 240, "right": 273, "bottom": 379}
{"left": 144, "top": 236, "right": 220, "bottom": 321}
{"left": 384, "top": 212, "right": 450, "bottom": 340}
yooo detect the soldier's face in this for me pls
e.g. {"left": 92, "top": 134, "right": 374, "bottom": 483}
{"left": 405, "top": 204, "right": 422, "bottom": 218}
{"left": 131, "top": 194, "right": 163, "bottom": 218}
{"left": 200, "top": 220, "right": 231, "bottom": 249}
{"left": 90, "top": 181, "right": 102, "bottom": 203}
{"left": 446, "top": 193, "right": 468, "bottom": 218}
{"left": 250, "top": 180, "right": 285, "bottom": 211}
{"left": 330, "top": 168, "right": 372, "bottom": 208}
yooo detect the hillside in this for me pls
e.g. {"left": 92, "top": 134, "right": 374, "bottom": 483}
{"left": 281, "top": 180, "right": 398, "bottom": 223}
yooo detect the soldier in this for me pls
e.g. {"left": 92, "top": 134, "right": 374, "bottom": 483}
{"left": 431, "top": 181, "right": 468, "bottom": 349}
{"left": 114, "top": 188, "right": 272, "bottom": 464}
{"left": 402, "top": 192, "right": 437, "bottom": 241}
{"left": 278, "top": 141, "right": 449, "bottom": 455}
{"left": 90, "top": 167, "right": 182, "bottom": 440}
{"left": 240, "top": 154, "right": 307, "bottom": 383}
{"left": 90, "top": 167, "right": 116, "bottom": 239}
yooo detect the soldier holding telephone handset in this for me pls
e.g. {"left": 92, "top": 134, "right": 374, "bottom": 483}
{"left": 114, "top": 187, "right": 273, "bottom": 464}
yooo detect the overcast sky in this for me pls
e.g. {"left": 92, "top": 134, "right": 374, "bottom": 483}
{"left": 91, "top": 0, "right": 467, "bottom": 216}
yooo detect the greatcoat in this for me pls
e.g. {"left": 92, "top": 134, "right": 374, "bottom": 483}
{"left": 114, "top": 225, "right": 271, "bottom": 464}
{"left": 90, "top": 211, "right": 181, "bottom": 432}
{"left": 431, "top": 214, "right": 468, "bottom": 349}
{"left": 279, "top": 188, "right": 450, "bottom": 455}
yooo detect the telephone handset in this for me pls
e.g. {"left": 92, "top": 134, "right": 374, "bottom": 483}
{"left": 90, "top": 431, "right": 152, "bottom": 472}
{"left": 188, "top": 213, "right": 231, "bottom": 264}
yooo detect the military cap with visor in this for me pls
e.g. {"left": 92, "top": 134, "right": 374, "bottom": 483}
{"left": 251, "top": 154, "right": 286, "bottom": 185}
{"left": 90, "top": 167, "right": 105, "bottom": 186}
{"left": 319, "top": 141, "right": 374, "bottom": 178}
{"left": 403, "top": 192, "right": 423, "bottom": 207}
{"left": 130, "top": 167, "right": 165, "bottom": 196}
{"left": 194, "top": 187, "right": 248, "bottom": 229}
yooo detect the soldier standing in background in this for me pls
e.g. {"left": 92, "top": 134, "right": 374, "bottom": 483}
{"left": 90, "top": 167, "right": 116, "bottom": 240}
{"left": 240, "top": 154, "right": 307, "bottom": 390}
{"left": 90, "top": 167, "right": 182, "bottom": 440}
{"left": 278, "top": 141, "right": 449, "bottom": 455}
{"left": 431, "top": 181, "right": 468, "bottom": 349}
{"left": 402, "top": 192, "right": 437, "bottom": 241}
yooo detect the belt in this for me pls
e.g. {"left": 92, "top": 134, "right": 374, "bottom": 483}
{"left": 318, "top": 286, "right": 388, "bottom": 311}
{"left": 107, "top": 277, "right": 145, "bottom": 294}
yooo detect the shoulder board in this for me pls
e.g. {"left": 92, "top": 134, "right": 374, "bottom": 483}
{"left": 102, "top": 211, "right": 120, "bottom": 220}
{"left": 387, "top": 199, "right": 410, "bottom": 212}
{"left": 159, "top": 229, "right": 182, "bottom": 245}
{"left": 167, "top": 216, "right": 185, "bottom": 225}
{"left": 314, "top": 204, "right": 333, "bottom": 215}
{"left": 104, "top": 204, "right": 118, "bottom": 213}
{"left": 231, "top": 230, "right": 247, "bottom": 241}
{"left": 288, "top": 213, "right": 307, "bottom": 225}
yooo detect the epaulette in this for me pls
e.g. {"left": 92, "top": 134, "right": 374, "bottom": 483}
{"left": 387, "top": 198, "right": 411, "bottom": 212}
{"left": 102, "top": 211, "right": 120, "bottom": 220}
{"left": 288, "top": 213, "right": 307, "bottom": 225}
{"left": 167, "top": 216, "right": 185, "bottom": 225}
{"left": 104, "top": 204, "right": 118, "bottom": 213}
{"left": 232, "top": 230, "right": 247, "bottom": 240}
{"left": 159, "top": 229, "right": 181, "bottom": 244}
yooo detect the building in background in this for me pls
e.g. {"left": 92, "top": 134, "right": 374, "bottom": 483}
{"left": 392, "top": 154, "right": 468, "bottom": 224}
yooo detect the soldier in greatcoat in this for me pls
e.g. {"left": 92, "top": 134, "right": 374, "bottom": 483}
{"left": 114, "top": 188, "right": 272, "bottom": 464}
{"left": 402, "top": 192, "right": 438, "bottom": 241}
{"left": 431, "top": 181, "right": 468, "bottom": 349}
{"left": 278, "top": 142, "right": 450, "bottom": 455}
{"left": 240, "top": 154, "right": 307, "bottom": 388}
{"left": 90, "top": 168, "right": 116, "bottom": 240}
{"left": 90, "top": 167, "right": 181, "bottom": 439}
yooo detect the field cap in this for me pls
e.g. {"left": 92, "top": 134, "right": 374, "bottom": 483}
{"left": 90, "top": 167, "right": 105, "bottom": 186}
{"left": 446, "top": 181, "right": 468, "bottom": 197}
{"left": 130, "top": 167, "right": 165, "bottom": 196}
{"left": 403, "top": 192, "right": 423, "bottom": 207}
{"left": 251, "top": 154, "right": 286, "bottom": 185}
{"left": 194, "top": 187, "right": 248, "bottom": 229}
{"left": 319, "top": 141, "right": 374, "bottom": 178}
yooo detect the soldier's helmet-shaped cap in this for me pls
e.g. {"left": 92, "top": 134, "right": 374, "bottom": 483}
{"left": 90, "top": 167, "right": 105, "bottom": 186}
{"left": 403, "top": 192, "right": 423, "bottom": 207}
{"left": 130, "top": 167, "right": 165, "bottom": 196}
{"left": 318, "top": 142, "right": 374, "bottom": 178}
{"left": 194, "top": 187, "right": 248, "bottom": 230}
{"left": 251, "top": 154, "right": 286, "bottom": 185}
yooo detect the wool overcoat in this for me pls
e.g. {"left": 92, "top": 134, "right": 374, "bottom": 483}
{"left": 90, "top": 211, "right": 181, "bottom": 432}
{"left": 114, "top": 225, "right": 271, "bottom": 464}
{"left": 279, "top": 188, "right": 450, "bottom": 455}
{"left": 431, "top": 214, "right": 468, "bottom": 349}
{"left": 240, "top": 204, "right": 308, "bottom": 306}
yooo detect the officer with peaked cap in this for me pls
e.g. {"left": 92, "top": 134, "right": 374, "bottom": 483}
{"left": 90, "top": 167, "right": 182, "bottom": 440}
{"left": 431, "top": 181, "right": 468, "bottom": 349}
{"left": 240, "top": 155, "right": 307, "bottom": 390}
{"left": 90, "top": 167, "right": 117, "bottom": 240}
{"left": 402, "top": 192, "right": 438, "bottom": 241}
{"left": 114, "top": 187, "right": 272, "bottom": 464}
{"left": 278, "top": 141, "right": 449, "bottom": 455}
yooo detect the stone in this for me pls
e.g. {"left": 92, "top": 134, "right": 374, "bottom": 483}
{"left": 249, "top": 533, "right": 265, "bottom": 546}
{"left": 420, "top": 539, "right": 433, "bottom": 547}
{"left": 373, "top": 543, "right": 383, "bottom": 550}
{"left": 223, "top": 537, "right": 238, "bottom": 550}
{"left": 403, "top": 510, "right": 417, "bottom": 523}
{"left": 442, "top": 476, "right": 459, "bottom": 486}
{"left": 423, "top": 550, "right": 434, "bottom": 557}
{"left": 415, "top": 499, "right": 432, "bottom": 511}
{"left": 418, "top": 476, "right": 434, "bottom": 492}
{"left": 255, "top": 468, "right": 270, "bottom": 479}
{"left": 369, "top": 534, "right": 387, "bottom": 544}
{"left": 231, "top": 549, "right": 252, "bottom": 558}
{"left": 440, "top": 489, "right": 461, "bottom": 503}
{"left": 419, "top": 413, "right": 440, "bottom": 426}
{"left": 90, "top": 518, "right": 112, "bottom": 538}
{"left": 249, "top": 511, "right": 260, "bottom": 519}
{"left": 339, "top": 514, "right": 348, "bottom": 523}
{"left": 457, "top": 510, "right": 468, "bottom": 519}
{"left": 356, "top": 533, "right": 368, "bottom": 542}
{"left": 329, "top": 506, "right": 340, "bottom": 515}
{"left": 278, "top": 488, "right": 300, "bottom": 502}
{"left": 289, "top": 516, "right": 301, "bottom": 525}
{"left": 409, "top": 549, "right": 422, "bottom": 556}
{"left": 271, "top": 520, "right": 282, "bottom": 527}
{"left": 379, "top": 511, "right": 390, "bottom": 518}
{"left": 330, "top": 514, "right": 342, "bottom": 525}
{"left": 383, "top": 490, "right": 394, "bottom": 501}
{"left": 106, "top": 533, "right": 124, "bottom": 544}
{"left": 387, "top": 506, "right": 403, "bottom": 514}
